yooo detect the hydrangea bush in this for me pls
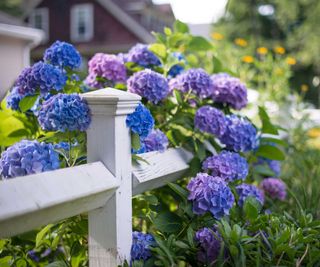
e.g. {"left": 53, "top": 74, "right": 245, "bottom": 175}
{"left": 1, "top": 21, "right": 319, "bottom": 267}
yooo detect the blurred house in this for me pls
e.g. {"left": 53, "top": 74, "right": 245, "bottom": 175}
{"left": 22, "top": 0, "right": 175, "bottom": 61}
{"left": 0, "top": 11, "right": 43, "bottom": 99}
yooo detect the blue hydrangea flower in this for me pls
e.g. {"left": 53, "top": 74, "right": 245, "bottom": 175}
{"left": 168, "top": 52, "right": 186, "bottom": 78}
{"left": 131, "top": 231, "right": 155, "bottom": 261}
{"left": 202, "top": 151, "right": 248, "bottom": 182}
{"left": 220, "top": 115, "right": 259, "bottom": 152}
{"left": 257, "top": 157, "right": 281, "bottom": 177}
{"left": 0, "top": 140, "right": 60, "bottom": 179}
{"left": 126, "top": 104, "right": 154, "bottom": 139}
{"left": 37, "top": 93, "right": 91, "bottom": 132}
{"left": 127, "top": 43, "right": 161, "bottom": 67}
{"left": 85, "top": 53, "right": 127, "bottom": 88}
{"left": 44, "top": 41, "right": 82, "bottom": 69}
{"left": 211, "top": 73, "right": 248, "bottom": 110}
{"left": 172, "top": 68, "right": 213, "bottom": 98}
{"left": 15, "top": 62, "right": 67, "bottom": 96}
{"left": 187, "top": 173, "right": 235, "bottom": 219}
{"left": 236, "top": 184, "right": 264, "bottom": 207}
{"left": 195, "top": 227, "right": 221, "bottom": 264}
{"left": 27, "top": 250, "right": 40, "bottom": 262}
{"left": 143, "top": 129, "right": 169, "bottom": 152}
{"left": 127, "top": 69, "right": 169, "bottom": 104}
{"left": 6, "top": 87, "right": 24, "bottom": 110}
{"left": 194, "top": 105, "right": 227, "bottom": 137}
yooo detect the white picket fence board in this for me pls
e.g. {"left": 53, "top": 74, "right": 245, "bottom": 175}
{"left": 132, "top": 148, "right": 192, "bottom": 195}
{"left": 0, "top": 162, "right": 119, "bottom": 238}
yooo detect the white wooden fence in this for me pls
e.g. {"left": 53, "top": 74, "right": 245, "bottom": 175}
{"left": 0, "top": 88, "right": 192, "bottom": 266}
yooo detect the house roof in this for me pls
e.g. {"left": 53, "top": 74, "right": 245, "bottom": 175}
{"left": 23, "top": 0, "right": 154, "bottom": 43}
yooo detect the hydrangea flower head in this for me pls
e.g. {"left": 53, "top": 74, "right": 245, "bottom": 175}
{"left": 236, "top": 183, "right": 264, "bottom": 207}
{"left": 127, "top": 43, "right": 161, "bottom": 67}
{"left": 211, "top": 73, "right": 248, "bottom": 110}
{"left": 0, "top": 140, "right": 60, "bottom": 179}
{"left": 202, "top": 151, "right": 248, "bottom": 182}
{"left": 173, "top": 68, "right": 213, "bottom": 98}
{"left": 194, "top": 105, "right": 227, "bottom": 137}
{"left": 6, "top": 87, "right": 24, "bottom": 110}
{"left": 126, "top": 104, "right": 154, "bottom": 139}
{"left": 260, "top": 178, "right": 286, "bottom": 200}
{"left": 187, "top": 173, "right": 235, "bottom": 219}
{"left": 143, "top": 129, "right": 168, "bottom": 152}
{"left": 127, "top": 69, "right": 169, "bottom": 104}
{"left": 85, "top": 53, "right": 127, "bottom": 88}
{"left": 44, "top": 41, "right": 81, "bottom": 69}
{"left": 220, "top": 115, "right": 259, "bottom": 152}
{"left": 195, "top": 227, "right": 221, "bottom": 264}
{"left": 131, "top": 231, "right": 155, "bottom": 261}
{"left": 15, "top": 62, "right": 67, "bottom": 96}
{"left": 37, "top": 93, "right": 91, "bottom": 132}
{"left": 168, "top": 52, "right": 186, "bottom": 77}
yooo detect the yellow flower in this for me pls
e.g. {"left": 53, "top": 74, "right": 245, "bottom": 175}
{"left": 211, "top": 32, "right": 224, "bottom": 40}
{"left": 235, "top": 38, "right": 248, "bottom": 47}
{"left": 242, "top": 55, "right": 254, "bottom": 63}
{"left": 286, "top": 57, "right": 297, "bottom": 65}
{"left": 257, "top": 47, "right": 268, "bottom": 55}
{"left": 308, "top": 128, "right": 320, "bottom": 138}
{"left": 301, "top": 84, "right": 309, "bottom": 92}
{"left": 275, "top": 68, "right": 284, "bottom": 76}
{"left": 274, "top": 46, "right": 286, "bottom": 54}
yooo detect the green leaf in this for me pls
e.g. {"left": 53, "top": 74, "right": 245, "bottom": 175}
{"left": 46, "top": 261, "right": 68, "bottom": 267}
{"left": 244, "top": 197, "right": 261, "bottom": 221}
{"left": 256, "top": 145, "right": 285, "bottom": 161}
{"left": 131, "top": 133, "right": 141, "bottom": 150}
{"left": 174, "top": 20, "right": 189, "bottom": 33}
{"left": 164, "top": 27, "right": 172, "bottom": 36}
{"left": 18, "top": 95, "right": 38, "bottom": 112}
{"left": 173, "top": 90, "right": 183, "bottom": 105}
{"left": 132, "top": 154, "right": 149, "bottom": 165}
{"left": 258, "top": 106, "right": 278, "bottom": 134}
{"left": 36, "top": 224, "right": 53, "bottom": 248}
{"left": 261, "top": 137, "right": 287, "bottom": 147}
{"left": 8, "top": 129, "right": 30, "bottom": 138}
{"left": 189, "top": 36, "right": 212, "bottom": 51}
{"left": 212, "top": 56, "right": 223, "bottom": 73}
{"left": 144, "top": 195, "right": 159, "bottom": 206}
{"left": 153, "top": 212, "right": 183, "bottom": 233}
{"left": 253, "top": 165, "right": 276, "bottom": 177}
{"left": 168, "top": 182, "right": 188, "bottom": 200}
{"left": 149, "top": 44, "right": 167, "bottom": 59}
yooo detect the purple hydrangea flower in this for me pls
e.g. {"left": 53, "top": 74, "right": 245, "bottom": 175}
{"left": 187, "top": 173, "right": 235, "bottom": 219}
{"left": 257, "top": 157, "right": 281, "bottom": 177}
{"left": 211, "top": 73, "right": 248, "bottom": 110}
{"left": 27, "top": 250, "right": 40, "bottom": 262}
{"left": 117, "top": 52, "right": 128, "bottom": 63}
{"left": 85, "top": 53, "right": 127, "bottom": 88}
{"left": 236, "top": 184, "right": 264, "bottom": 207}
{"left": 131, "top": 231, "right": 155, "bottom": 261}
{"left": 202, "top": 151, "right": 248, "bottom": 182}
{"left": 44, "top": 41, "right": 81, "bottom": 69}
{"left": 15, "top": 62, "right": 67, "bottom": 96}
{"left": 6, "top": 87, "right": 24, "bottom": 110}
{"left": 127, "top": 43, "right": 161, "bottom": 67}
{"left": 143, "top": 129, "right": 169, "bottom": 152}
{"left": 260, "top": 178, "right": 286, "bottom": 201}
{"left": 0, "top": 140, "right": 60, "bottom": 179}
{"left": 37, "top": 93, "right": 91, "bottom": 132}
{"left": 194, "top": 105, "right": 227, "bottom": 137}
{"left": 195, "top": 227, "right": 221, "bottom": 264}
{"left": 168, "top": 52, "right": 186, "bottom": 78}
{"left": 126, "top": 104, "right": 154, "bottom": 139}
{"left": 173, "top": 68, "right": 213, "bottom": 98}
{"left": 220, "top": 115, "right": 259, "bottom": 152}
{"left": 127, "top": 69, "right": 169, "bottom": 104}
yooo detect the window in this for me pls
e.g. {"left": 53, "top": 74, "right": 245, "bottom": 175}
{"left": 71, "top": 4, "right": 94, "bottom": 42}
{"left": 29, "top": 8, "right": 49, "bottom": 42}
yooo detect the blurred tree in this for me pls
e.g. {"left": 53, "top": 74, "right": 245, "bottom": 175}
{"left": 0, "top": 0, "right": 22, "bottom": 16}
{"left": 214, "top": 0, "right": 320, "bottom": 106}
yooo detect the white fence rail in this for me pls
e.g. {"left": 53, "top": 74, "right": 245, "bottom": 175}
{"left": 0, "top": 88, "right": 191, "bottom": 266}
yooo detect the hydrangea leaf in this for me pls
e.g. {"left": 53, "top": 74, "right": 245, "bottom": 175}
{"left": 18, "top": 95, "right": 38, "bottom": 112}
{"left": 153, "top": 212, "right": 183, "bottom": 233}
{"left": 256, "top": 145, "right": 285, "bottom": 161}
{"left": 258, "top": 106, "right": 278, "bottom": 134}
{"left": 243, "top": 196, "right": 261, "bottom": 221}
{"left": 149, "top": 44, "right": 167, "bottom": 59}
{"left": 189, "top": 36, "right": 212, "bottom": 51}
{"left": 131, "top": 133, "right": 141, "bottom": 150}
{"left": 174, "top": 20, "right": 189, "bottom": 33}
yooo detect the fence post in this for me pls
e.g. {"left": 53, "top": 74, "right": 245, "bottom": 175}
{"left": 83, "top": 88, "right": 141, "bottom": 266}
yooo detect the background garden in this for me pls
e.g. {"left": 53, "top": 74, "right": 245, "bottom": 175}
{"left": 0, "top": 0, "right": 320, "bottom": 266}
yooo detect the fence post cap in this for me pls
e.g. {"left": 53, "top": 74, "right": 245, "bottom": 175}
{"left": 82, "top": 88, "right": 141, "bottom": 115}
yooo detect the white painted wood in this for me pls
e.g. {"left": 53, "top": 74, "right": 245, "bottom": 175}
{"left": 0, "top": 162, "right": 118, "bottom": 238}
{"left": 132, "top": 148, "right": 193, "bottom": 195}
{"left": 83, "top": 88, "right": 141, "bottom": 266}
